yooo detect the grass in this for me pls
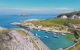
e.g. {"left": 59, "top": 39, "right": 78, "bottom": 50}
{"left": 22, "top": 18, "right": 80, "bottom": 27}
{"left": 67, "top": 29, "right": 80, "bottom": 50}
{"left": 21, "top": 18, "right": 80, "bottom": 50}
{"left": 64, "top": 33, "right": 76, "bottom": 41}
{"left": 75, "top": 29, "right": 80, "bottom": 36}
{"left": 22, "top": 18, "right": 80, "bottom": 41}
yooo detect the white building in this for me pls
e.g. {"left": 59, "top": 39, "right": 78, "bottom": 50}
{"left": 61, "top": 15, "right": 68, "bottom": 19}
{"left": 78, "top": 16, "right": 80, "bottom": 19}
{"left": 71, "top": 15, "right": 78, "bottom": 19}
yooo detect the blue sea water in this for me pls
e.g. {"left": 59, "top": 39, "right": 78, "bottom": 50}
{"left": 0, "top": 15, "right": 56, "bottom": 28}
{"left": 0, "top": 14, "right": 75, "bottom": 50}
{"left": 28, "top": 29, "right": 75, "bottom": 50}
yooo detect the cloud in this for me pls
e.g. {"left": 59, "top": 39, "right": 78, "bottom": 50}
{"left": 0, "top": 7, "right": 77, "bottom": 15}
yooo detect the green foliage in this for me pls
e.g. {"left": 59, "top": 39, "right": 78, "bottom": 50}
{"left": 25, "top": 18, "right": 80, "bottom": 27}
{"left": 64, "top": 33, "right": 76, "bottom": 41}
{"left": 74, "top": 30, "right": 80, "bottom": 36}
{"left": 74, "top": 11, "right": 80, "bottom": 15}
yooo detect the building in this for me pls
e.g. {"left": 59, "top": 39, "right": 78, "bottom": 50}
{"left": 71, "top": 15, "right": 78, "bottom": 19}
{"left": 60, "top": 15, "right": 68, "bottom": 19}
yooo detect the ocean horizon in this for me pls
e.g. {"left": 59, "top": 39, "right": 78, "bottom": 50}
{"left": 0, "top": 14, "right": 57, "bottom": 28}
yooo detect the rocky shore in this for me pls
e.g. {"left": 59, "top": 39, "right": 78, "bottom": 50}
{"left": 0, "top": 27, "right": 36, "bottom": 50}
{"left": 11, "top": 22, "right": 71, "bottom": 34}
{"left": 0, "top": 27, "right": 50, "bottom": 50}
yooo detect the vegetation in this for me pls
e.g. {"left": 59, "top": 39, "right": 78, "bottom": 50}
{"left": 21, "top": 16, "right": 80, "bottom": 50}
{"left": 57, "top": 11, "right": 80, "bottom": 18}
{"left": 64, "top": 33, "right": 76, "bottom": 41}
{"left": 22, "top": 18, "right": 80, "bottom": 27}
{"left": 22, "top": 18, "right": 80, "bottom": 40}
{"left": 74, "top": 29, "right": 80, "bottom": 36}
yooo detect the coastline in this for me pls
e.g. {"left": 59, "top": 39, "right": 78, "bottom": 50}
{"left": 11, "top": 22, "right": 76, "bottom": 50}
{"left": 19, "top": 28, "right": 50, "bottom": 50}
{"left": 65, "top": 42, "right": 77, "bottom": 50}
{"left": 11, "top": 22, "right": 71, "bottom": 34}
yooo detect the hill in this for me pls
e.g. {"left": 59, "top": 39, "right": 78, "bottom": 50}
{"left": 57, "top": 11, "right": 80, "bottom": 19}
{"left": 23, "top": 18, "right": 80, "bottom": 27}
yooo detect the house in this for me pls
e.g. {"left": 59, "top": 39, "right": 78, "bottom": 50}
{"left": 78, "top": 16, "right": 80, "bottom": 19}
{"left": 71, "top": 15, "right": 78, "bottom": 19}
{"left": 36, "top": 25, "right": 43, "bottom": 29}
{"left": 60, "top": 15, "right": 68, "bottom": 19}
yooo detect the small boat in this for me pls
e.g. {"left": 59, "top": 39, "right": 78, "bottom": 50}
{"left": 62, "top": 33, "right": 66, "bottom": 35}
{"left": 53, "top": 35, "right": 59, "bottom": 38}
{"left": 35, "top": 33, "right": 38, "bottom": 36}
{"left": 44, "top": 36, "right": 49, "bottom": 38}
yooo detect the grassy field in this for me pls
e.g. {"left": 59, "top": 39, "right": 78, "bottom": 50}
{"left": 75, "top": 29, "right": 80, "bottom": 36}
{"left": 22, "top": 18, "right": 80, "bottom": 27}
{"left": 64, "top": 33, "right": 76, "bottom": 41}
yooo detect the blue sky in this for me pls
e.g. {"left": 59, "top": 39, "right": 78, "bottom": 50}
{"left": 0, "top": 0, "right": 80, "bottom": 14}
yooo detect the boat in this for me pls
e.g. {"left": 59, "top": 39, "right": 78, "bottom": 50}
{"left": 53, "top": 35, "right": 59, "bottom": 38}
{"left": 62, "top": 33, "right": 66, "bottom": 35}
{"left": 44, "top": 36, "right": 49, "bottom": 38}
{"left": 35, "top": 33, "right": 38, "bottom": 36}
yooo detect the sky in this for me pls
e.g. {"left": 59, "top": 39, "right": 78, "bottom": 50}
{"left": 0, "top": 0, "right": 80, "bottom": 14}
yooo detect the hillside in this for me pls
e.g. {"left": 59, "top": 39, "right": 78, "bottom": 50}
{"left": 22, "top": 18, "right": 80, "bottom": 27}
{"left": 57, "top": 11, "right": 80, "bottom": 18}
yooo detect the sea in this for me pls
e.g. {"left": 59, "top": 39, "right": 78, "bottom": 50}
{"left": 0, "top": 14, "right": 56, "bottom": 28}
{"left": 0, "top": 14, "right": 75, "bottom": 50}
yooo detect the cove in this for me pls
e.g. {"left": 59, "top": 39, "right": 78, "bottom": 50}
{"left": 0, "top": 15, "right": 75, "bottom": 50}
{"left": 28, "top": 29, "right": 75, "bottom": 50}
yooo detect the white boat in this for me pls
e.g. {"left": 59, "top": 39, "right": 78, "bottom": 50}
{"left": 36, "top": 33, "right": 38, "bottom": 36}
{"left": 53, "top": 35, "right": 59, "bottom": 38}
{"left": 44, "top": 36, "right": 49, "bottom": 38}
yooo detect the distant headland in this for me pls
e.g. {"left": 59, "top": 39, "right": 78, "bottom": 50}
{"left": 57, "top": 11, "right": 80, "bottom": 19}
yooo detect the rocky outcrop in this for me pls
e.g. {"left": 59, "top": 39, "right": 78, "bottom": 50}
{"left": 0, "top": 27, "right": 36, "bottom": 50}
{"left": 57, "top": 11, "right": 80, "bottom": 19}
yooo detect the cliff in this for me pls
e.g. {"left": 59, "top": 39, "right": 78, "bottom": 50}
{"left": 0, "top": 27, "right": 36, "bottom": 50}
